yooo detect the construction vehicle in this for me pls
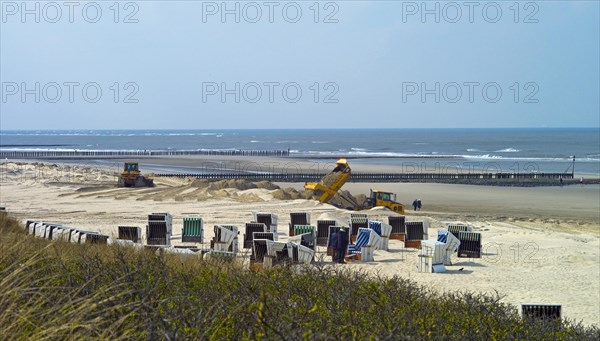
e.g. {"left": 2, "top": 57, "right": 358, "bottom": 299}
{"left": 304, "top": 158, "right": 404, "bottom": 214}
{"left": 118, "top": 162, "right": 154, "bottom": 187}
{"left": 367, "top": 189, "right": 404, "bottom": 214}
{"left": 304, "top": 158, "right": 352, "bottom": 203}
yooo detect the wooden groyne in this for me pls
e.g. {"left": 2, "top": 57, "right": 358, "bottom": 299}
{"left": 0, "top": 149, "right": 290, "bottom": 158}
{"left": 153, "top": 172, "right": 573, "bottom": 182}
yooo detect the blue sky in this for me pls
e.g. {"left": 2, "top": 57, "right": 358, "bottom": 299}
{"left": 1, "top": 1, "right": 598, "bottom": 129}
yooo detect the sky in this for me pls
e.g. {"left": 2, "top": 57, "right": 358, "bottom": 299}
{"left": 1, "top": 0, "right": 599, "bottom": 129}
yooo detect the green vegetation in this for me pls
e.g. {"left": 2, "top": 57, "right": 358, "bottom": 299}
{"left": 1, "top": 214, "right": 598, "bottom": 340}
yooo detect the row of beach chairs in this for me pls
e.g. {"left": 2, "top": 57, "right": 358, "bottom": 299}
{"left": 26, "top": 220, "right": 109, "bottom": 244}
{"left": 12, "top": 208, "right": 560, "bottom": 322}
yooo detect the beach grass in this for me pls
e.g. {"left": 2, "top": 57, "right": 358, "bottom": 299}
{"left": 0, "top": 213, "right": 598, "bottom": 340}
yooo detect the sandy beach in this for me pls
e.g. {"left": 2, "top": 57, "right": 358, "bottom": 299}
{"left": 0, "top": 160, "right": 598, "bottom": 326}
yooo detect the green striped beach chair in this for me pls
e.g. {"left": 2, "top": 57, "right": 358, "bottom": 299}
{"left": 182, "top": 217, "right": 203, "bottom": 243}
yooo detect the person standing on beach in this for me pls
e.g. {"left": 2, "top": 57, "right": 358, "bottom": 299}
{"left": 417, "top": 199, "right": 422, "bottom": 211}
{"left": 337, "top": 228, "right": 349, "bottom": 264}
{"left": 413, "top": 199, "right": 418, "bottom": 211}
{"left": 330, "top": 229, "right": 339, "bottom": 262}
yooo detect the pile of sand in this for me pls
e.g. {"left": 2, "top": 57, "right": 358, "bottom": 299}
{"left": 1, "top": 162, "right": 368, "bottom": 207}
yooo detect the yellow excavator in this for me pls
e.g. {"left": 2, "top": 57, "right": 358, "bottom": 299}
{"left": 118, "top": 162, "right": 154, "bottom": 187}
{"left": 304, "top": 158, "right": 404, "bottom": 214}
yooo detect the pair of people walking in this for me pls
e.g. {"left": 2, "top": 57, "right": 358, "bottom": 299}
{"left": 412, "top": 199, "right": 422, "bottom": 211}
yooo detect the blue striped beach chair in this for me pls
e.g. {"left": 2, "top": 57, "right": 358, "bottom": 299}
{"left": 437, "top": 230, "right": 461, "bottom": 265}
{"left": 347, "top": 228, "right": 379, "bottom": 262}
{"left": 350, "top": 217, "right": 368, "bottom": 243}
{"left": 368, "top": 221, "right": 391, "bottom": 250}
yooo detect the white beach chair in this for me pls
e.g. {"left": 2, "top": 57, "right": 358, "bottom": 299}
{"left": 368, "top": 221, "right": 392, "bottom": 251}
{"left": 419, "top": 240, "right": 447, "bottom": 273}
{"left": 347, "top": 228, "right": 381, "bottom": 262}
{"left": 213, "top": 225, "right": 237, "bottom": 252}
{"left": 437, "top": 230, "right": 461, "bottom": 265}
{"left": 252, "top": 212, "right": 278, "bottom": 239}
{"left": 289, "top": 242, "right": 315, "bottom": 264}
{"left": 289, "top": 212, "right": 310, "bottom": 236}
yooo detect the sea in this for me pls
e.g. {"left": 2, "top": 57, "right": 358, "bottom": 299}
{"left": 1, "top": 128, "right": 599, "bottom": 175}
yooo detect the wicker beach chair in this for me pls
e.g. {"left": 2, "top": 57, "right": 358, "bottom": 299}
{"left": 26, "top": 220, "right": 38, "bottom": 234}
{"left": 251, "top": 239, "right": 269, "bottom": 270}
{"left": 437, "top": 230, "right": 461, "bottom": 265}
{"left": 405, "top": 222, "right": 426, "bottom": 249}
{"left": 447, "top": 223, "right": 471, "bottom": 237}
{"left": 51, "top": 226, "right": 73, "bottom": 242}
{"left": 287, "top": 242, "right": 315, "bottom": 264}
{"left": 388, "top": 215, "right": 406, "bottom": 240}
{"left": 243, "top": 223, "right": 266, "bottom": 249}
{"left": 369, "top": 221, "right": 392, "bottom": 250}
{"left": 147, "top": 221, "right": 170, "bottom": 246}
{"left": 118, "top": 226, "right": 142, "bottom": 243}
{"left": 252, "top": 212, "right": 278, "bottom": 238}
{"left": 203, "top": 250, "right": 236, "bottom": 262}
{"left": 251, "top": 232, "right": 274, "bottom": 261}
{"left": 457, "top": 231, "right": 481, "bottom": 258}
{"left": 85, "top": 233, "right": 109, "bottom": 244}
{"left": 289, "top": 231, "right": 316, "bottom": 251}
{"left": 264, "top": 240, "right": 290, "bottom": 267}
{"left": 347, "top": 228, "right": 381, "bottom": 262}
{"left": 350, "top": 217, "right": 369, "bottom": 243}
{"left": 418, "top": 240, "right": 447, "bottom": 273}
{"left": 212, "top": 225, "right": 238, "bottom": 252}
{"left": 289, "top": 212, "right": 310, "bottom": 236}
{"left": 350, "top": 213, "right": 369, "bottom": 220}
{"left": 147, "top": 213, "right": 172, "bottom": 246}
{"left": 522, "top": 304, "right": 561, "bottom": 321}
{"left": 316, "top": 220, "right": 336, "bottom": 246}
{"left": 182, "top": 217, "right": 203, "bottom": 243}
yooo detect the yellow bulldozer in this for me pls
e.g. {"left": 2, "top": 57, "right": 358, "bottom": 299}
{"left": 304, "top": 158, "right": 404, "bottom": 214}
{"left": 117, "top": 162, "right": 154, "bottom": 187}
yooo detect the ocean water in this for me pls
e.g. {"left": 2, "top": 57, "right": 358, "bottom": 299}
{"left": 1, "top": 129, "right": 598, "bottom": 175}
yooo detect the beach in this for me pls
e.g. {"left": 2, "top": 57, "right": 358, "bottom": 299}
{"left": 0, "top": 159, "right": 599, "bottom": 326}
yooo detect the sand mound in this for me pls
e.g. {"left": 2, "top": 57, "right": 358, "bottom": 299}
{"left": 256, "top": 181, "right": 280, "bottom": 190}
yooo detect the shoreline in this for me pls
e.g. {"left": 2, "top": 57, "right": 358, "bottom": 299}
{"left": 2, "top": 157, "right": 598, "bottom": 186}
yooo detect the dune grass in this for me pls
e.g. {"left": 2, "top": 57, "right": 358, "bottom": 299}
{"left": 0, "top": 213, "right": 598, "bottom": 340}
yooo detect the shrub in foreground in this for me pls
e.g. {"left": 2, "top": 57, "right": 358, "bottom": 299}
{"left": 0, "top": 214, "right": 598, "bottom": 340}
